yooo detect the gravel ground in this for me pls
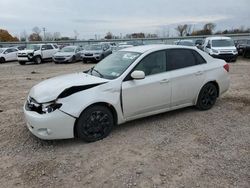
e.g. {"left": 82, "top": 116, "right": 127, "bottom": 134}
{"left": 0, "top": 58, "right": 249, "bottom": 188}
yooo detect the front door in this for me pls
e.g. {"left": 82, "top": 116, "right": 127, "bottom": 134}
{"left": 122, "top": 50, "right": 171, "bottom": 119}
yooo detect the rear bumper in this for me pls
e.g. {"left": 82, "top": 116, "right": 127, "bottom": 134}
{"left": 211, "top": 54, "right": 237, "bottom": 62}
{"left": 24, "top": 104, "right": 75, "bottom": 140}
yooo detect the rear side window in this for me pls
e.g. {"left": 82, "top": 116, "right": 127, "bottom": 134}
{"left": 167, "top": 49, "right": 196, "bottom": 71}
{"left": 192, "top": 51, "right": 206, "bottom": 65}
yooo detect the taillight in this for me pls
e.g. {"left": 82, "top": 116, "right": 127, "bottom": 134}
{"left": 223, "top": 63, "right": 229, "bottom": 72}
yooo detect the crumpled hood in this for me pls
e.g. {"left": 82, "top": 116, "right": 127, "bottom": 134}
{"left": 54, "top": 52, "right": 74, "bottom": 57}
{"left": 29, "top": 73, "right": 108, "bottom": 103}
{"left": 18, "top": 49, "right": 35, "bottom": 54}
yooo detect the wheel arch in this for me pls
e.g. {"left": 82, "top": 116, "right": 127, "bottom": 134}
{"left": 195, "top": 80, "right": 220, "bottom": 105}
{"left": 73, "top": 102, "right": 118, "bottom": 138}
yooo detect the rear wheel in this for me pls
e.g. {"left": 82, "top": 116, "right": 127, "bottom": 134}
{"left": 0, "top": 57, "right": 5, "bottom": 63}
{"left": 76, "top": 105, "right": 114, "bottom": 142}
{"left": 196, "top": 83, "right": 218, "bottom": 110}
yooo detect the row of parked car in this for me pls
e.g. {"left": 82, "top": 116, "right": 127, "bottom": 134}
{"left": 0, "top": 37, "right": 249, "bottom": 65}
{"left": 175, "top": 37, "right": 250, "bottom": 62}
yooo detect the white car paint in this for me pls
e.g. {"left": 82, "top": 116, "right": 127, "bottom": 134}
{"left": 23, "top": 45, "right": 230, "bottom": 140}
{"left": 203, "top": 36, "right": 238, "bottom": 61}
{"left": 17, "top": 44, "right": 58, "bottom": 63}
{"left": 0, "top": 48, "right": 18, "bottom": 62}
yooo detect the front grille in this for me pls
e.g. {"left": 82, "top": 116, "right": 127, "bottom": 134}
{"left": 220, "top": 51, "right": 232, "bottom": 53}
{"left": 54, "top": 57, "right": 66, "bottom": 61}
{"left": 18, "top": 54, "right": 28, "bottom": 57}
{"left": 220, "top": 53, "right": 234, "bottom": 56}
{"left": 85, "top": 53, "right": 93, "bottom": 56}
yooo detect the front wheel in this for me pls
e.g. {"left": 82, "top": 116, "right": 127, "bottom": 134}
{"left": 76, "top": 105, "right": 114, "bottom": 142}
{"left": 196, "top": 83, "right": 218, "bottom": 110}
{"left": 34, "top": 56, "right": 42, "bottom": 64}
{"left": 0, "top": 57, "right": 5, "bottom": 63}
{"left": 19, "top": 61, "right": 26, "bottom": 65}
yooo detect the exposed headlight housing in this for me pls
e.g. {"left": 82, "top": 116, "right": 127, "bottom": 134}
{"left": 26, "top": 97, "right": 62, "bottom": 114}
{"left": 41, "top": 103, "right": 62, "bottom": 114}
{"left": 28, "top": 53, "right": 34, "bottom": 58}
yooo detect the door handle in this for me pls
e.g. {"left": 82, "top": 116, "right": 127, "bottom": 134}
{"left": 160, "top": 79, "right": 169, "bottom": 83}
{"left": 195, "top": 71, "right": 203, "bottom": 76}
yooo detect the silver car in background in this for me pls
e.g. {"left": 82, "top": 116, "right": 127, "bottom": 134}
{"left": 82, "top": 43, "right": 112, "bottom": 63}
{"left": 53, "top": 46, "right": 83, "bottom": 64}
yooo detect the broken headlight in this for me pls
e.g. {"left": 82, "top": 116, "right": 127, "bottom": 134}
{"left": 41, "top": 102, "right": 62, "bottom": 114}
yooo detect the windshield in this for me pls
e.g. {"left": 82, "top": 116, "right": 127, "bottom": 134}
{"left": 26, "top": 44, "right": 41, "bottom": 51}
{"left": 85, "top": 45, "right": 103, "bottom": 51}
{"left": 60, "top": 47, "right": 75, "bottom": 52}
{"left": 88, "top": 51, "right": 141, "bottom": 79}
{"left": 178, "top": 41, "right": 195, "bottom": 46}
{"left": 212, "top": 39, "right": 235, "bottom": 47}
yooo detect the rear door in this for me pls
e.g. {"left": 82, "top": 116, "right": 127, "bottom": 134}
{"left": 10, "top": 48, "right": 18, "bottom": 60}
{"left": 167, "top": 49, "right": 206, "bottom": 107}
{"left": 122, "top": 50, "right": 171, "bottom": 119}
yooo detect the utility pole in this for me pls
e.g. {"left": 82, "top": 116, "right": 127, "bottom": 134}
{"left": 43, "top": 27, "right": 46, "bottom": 41}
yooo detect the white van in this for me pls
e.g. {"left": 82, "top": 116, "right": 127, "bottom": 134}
{"left": 203, "top": 36, "right": 238, "bottom": 62}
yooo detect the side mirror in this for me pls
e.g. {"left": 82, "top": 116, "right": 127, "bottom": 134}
{"left": 206, "top": 44, "right": 211, "bottom": 49}
{"left": 41, "top": 48, "right": 46, "bottom": 51}
{"left": 131, "top": 70, "right": 145, "bottom": 80}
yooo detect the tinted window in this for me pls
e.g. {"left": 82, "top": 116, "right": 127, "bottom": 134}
{"left": 53, "top": 44, "right": 58, "bottom": 49}
{"left": 167, "top": 49, "right": 196, "bottom": 70}
{"left": 134, "top": 51, "right": 166, "bottom": 76}
{"left": 192, "top": 51, "right": 206, "bottom": 64}
{"left": 5, "top": 49, "right": 12, "bottom": 53}
{"left": 45, "top": 45, "right": 53, "bottom": 50}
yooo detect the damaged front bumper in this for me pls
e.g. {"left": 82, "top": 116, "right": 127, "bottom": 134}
{"left": 23, "top": 100, "right": 76, "bottom": 140}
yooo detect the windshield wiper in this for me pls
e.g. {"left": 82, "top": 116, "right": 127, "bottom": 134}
{"left": 90, "top": 67, "right": 104, "bottom": 78}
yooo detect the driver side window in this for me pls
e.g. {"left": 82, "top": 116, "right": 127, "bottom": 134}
{"left": 134, "top": 51, "right": 166, "bottom": 76}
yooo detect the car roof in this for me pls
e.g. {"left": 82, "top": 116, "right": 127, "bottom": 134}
{"left": 120, "top": 44, "right": 197, "bottom": 53}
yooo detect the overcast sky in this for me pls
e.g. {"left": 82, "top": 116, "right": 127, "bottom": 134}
{"left": 1, "top": 0, "right": 250, "bottom": 39}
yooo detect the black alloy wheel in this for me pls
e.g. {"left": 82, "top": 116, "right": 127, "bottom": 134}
{"left": 76, "top": 105, "right": 114, "bottom": 142}
{"left": 196, "top": 83, "right": 218, "bottom": 110}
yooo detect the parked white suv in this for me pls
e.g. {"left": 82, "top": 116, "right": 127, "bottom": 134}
{"left": 203, "top": 36, "right": 238, "bottom": 62}
{"left": 18, "top": 44, "right": 58, "bottom": 65}
{"left": 0, "top": 47, "right": 18, "bottom": 63}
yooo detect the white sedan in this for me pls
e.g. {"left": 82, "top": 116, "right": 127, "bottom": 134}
{"left": 24, "top": 45, "right": 230, "bottom": 142}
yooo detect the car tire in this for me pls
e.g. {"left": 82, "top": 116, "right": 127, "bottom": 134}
{"left": 196, "top": 83, "right": 218, "bottom": 111}
{"left": 35, "top": 56, "right": 42, "bottom": 64}
{"left": 71, "top": 56, "right": 76, "bottom": 63}
{"left": 19, "top": 61, "right": 26, "bottom": 65}
{"left": 0, "top": 57, "right": 5, "bottom": 63}
{"left": 76, "top": 105, "right": 114, "bottom": 142}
